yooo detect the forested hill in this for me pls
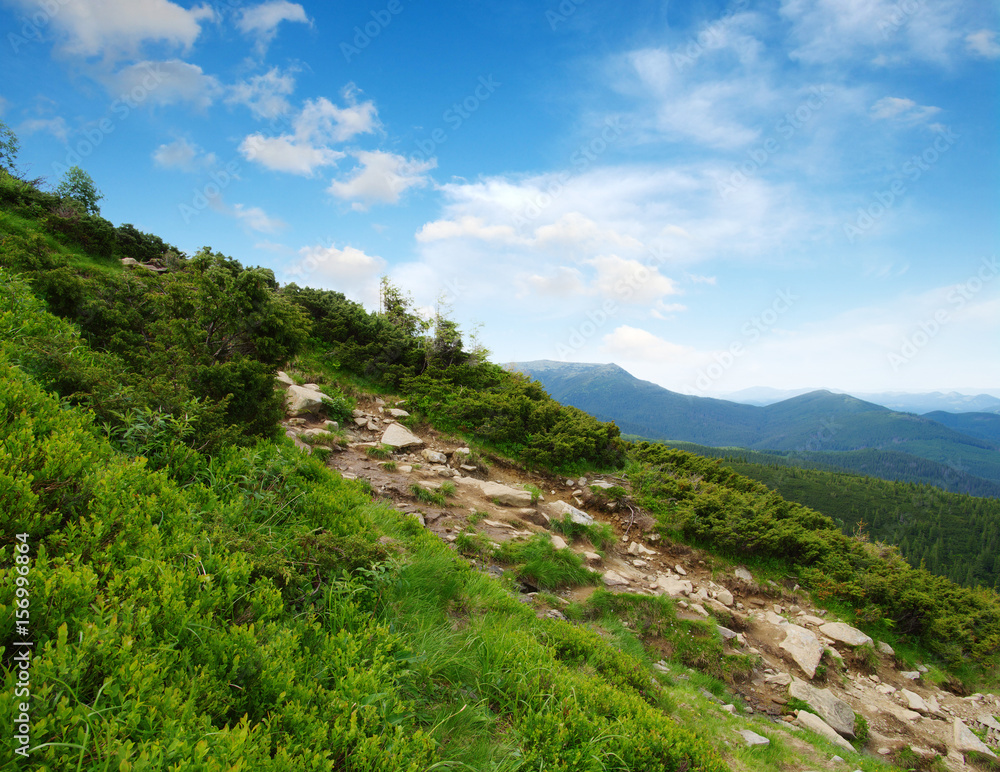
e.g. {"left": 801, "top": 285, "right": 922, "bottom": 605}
{"left": 511, "top": 360, "right": 1000, "bottom": 490}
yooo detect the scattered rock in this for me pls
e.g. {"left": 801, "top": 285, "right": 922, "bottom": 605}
{"left": 795, "top": 710, "right": 855, "bottom": 754}
{"left": 736, "top": 730, "right": 770, "bottom": 747}
{"left": 285, "top": 384, "right": 325, "bottom": 415}
{"left": 734, "top": 567, "right": 754, "bottom": 583}
{"left": 275, "top": 371, "right": 296, "bottom": 387}
{"left": 789, "top": 678, "right": 857, "bottom": 739}
{"left": 549, "top": 500, "right": 595, "bottom": 525}
{"left": 655, "top": 575, "right": 693, "bottom": 597}
{"left": 715, "top": 587, "right": 734, "bottom": 606}
{"left": 380, "top": 423, "right": 425, "bottom": 449}
{"left": 818, "top": 622, "right": 873, "bottom": 648}
{"left": 387, "top": 408, "right": 410, "bottom": 418}
{"left": 900, "top": 689, "right": 928, "bottom": 714}
{"left": 954, "top": 718, "right": 998, "bottom": 758}
{"left": 765, "top": 672, "right": 792, "bottom": 687}
{"left": 550, "top": 534, "right": 569, "bottom": 551}
{"left": 717, "top": 625, "right": 738, "bottom": 641}
{"left": 780, "top": 624, "right": 826, "bottom": 680}
{"left": 900, "top": 671, "right": 921, "bottom": 681}
{"left": 674, "top": 564, "right": 687, "bottom": 576}
{"left": 798, "top": 614, "right": 826, "bottom": 627}
{"left": 877, "top": 641, "right": 895, "bottom": 656}
{"left": 454, "top": 478, "right": 533, "bottom": 506}
{"left": 583, "top": 551, "right": 602, "bottom": 565}
{"left": 602, "top": 570, "right": 630, "bottom": 587}
{"left": 421, "top": 449, "right": 448, "bottom": 464}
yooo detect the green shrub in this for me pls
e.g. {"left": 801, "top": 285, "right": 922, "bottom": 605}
{"left": 495, "top": 535, "right": 599, "bottom": 590}
{"left": 550, "top": 513, "right": 616, "bottom": 550}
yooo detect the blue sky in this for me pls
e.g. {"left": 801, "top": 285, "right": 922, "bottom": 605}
{"left": 1, "top": 0, "right": 998, "bottom": 396}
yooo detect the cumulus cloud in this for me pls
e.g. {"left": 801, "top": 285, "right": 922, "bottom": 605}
{"left": 111, "top": 60, "right": 222, "bottom": 110}
{"left": 7, "top": 0, "right": 214, "bottom": 59}
{"left": 20, "top": 116, "right": 69, "bottom": 141}
{"left": 584, "top": 255, "right": 681, "bottom": 306}
{"left": 416, "top": 215, "right": 523, "bottom": 244}
{"left": 328, "top": 150, "right": 436, "bottom": 210}
{"left": 600, "top": 326, "right": 697, "bottom": 363}
{"left": 237, "top": 1, "right": 310, "bottom": 55}
{"left": 285, "top": 243, "right": 386, "bottom": 304}
{"left": 227, "top": 67, "right": 297, "bottom": 120}
{"left": 240, "top": 89, "right": 379, "bottom": 175}
{"left": 232, "top": 203, "right": 285, "bottom": 233}
{"left": 152, "top": 137, "right": 217, "bottom": 171}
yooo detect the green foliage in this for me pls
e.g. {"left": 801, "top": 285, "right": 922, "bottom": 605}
{"left": 854, "top": 714, "right": 870, "bottom": 746}
{"left": 366, "top": 444, "right": 394, "bottom": 460}
{"left": 523, "top": 482, "right": 543, "bottom": 504}
{"left": 55, "top": 165, "right": 104, "bottom": 215}
{"left": 410, "top": 483, "right": 447, "bottom": 507}
{"left": 0, "top": 121, "right": 20, "bottom": 175}
{"left": 494, "top": 535, "right": 599, "bottom": 590}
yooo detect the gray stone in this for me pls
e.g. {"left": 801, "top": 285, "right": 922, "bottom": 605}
{"left": 285, "top": 384, "right": 325, "bottom": 415}
{"left": 819, "top": 622, "right": 873, "bottom": 648}
{"left": 798, "top": 614, "right": 826, "bottom": 626}
{"left": 602, "top": 570, "right": 630, "bottom": 587}
{"left": 387, "top": 408, "right": 410, "bottom": 418}
{"left": 549, "top": 500, "right": 594, "bottom": 526}
{"left": 900, "top": 689, "right": 927, "bottom": 714}
{"left": 715, "top": 587, "right": 734, "bottom": 606}
{"left": 655, "top": 575, "right": 693, "bottom": 597}
{"left": 736, "top": 730, "right": 770, "bottom": 747}
{"left": 583, "top": 551, "right": 602, "bottom": 564}
{"left": 765, "top": 672, "right": 792, "bottom": 686}
{"left": 780, "top": 624, "right": 826, "bottom": 679}
{"left": 421, "top": 449, "right": 448, "bottom": 464}
{"left": 453, "top": 478, "right": 533, "bottom": 507}
{"left": 735, "top": 567, "right": 754, "bottom": 583}
{"left": 550, "top": 534, "right": 569, "bottom": 551}
{"left": 590, "top": 480, "right": 616, "bottom": 489}
{"left": 877, "top": 640, "right": 895, "bottom": 656}
{"left": 795, "top": 710, "right": 855, "bottom": 754}
{"left": 954, "top": 718, "right": 998, "bottom": 758}
{"left": 717, "top": 625, "right": 738, "bottom": 641}
{"left": 900, "top": 671, "right": 921, "bottom": 681}
{"left": 275, "top": 370, "right": 296, "bottom": 387}
{"left": 789, "top": 678, "right": 856, "bottom": 739}
{"left": 380, "top": 423, "right": 425, "bottom": 449}
{"left": 674, "top": 564, "right": 687, "bottom": 576}
{"left": 689, "top": 603, "right": 709, "bottom": 617}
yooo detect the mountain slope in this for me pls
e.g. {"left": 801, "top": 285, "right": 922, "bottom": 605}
{"left": 923, "top": 411, "right": 1000, "bottom": 444}
{"left": 510, "top": 360, "right": 1000, "bottom": 486}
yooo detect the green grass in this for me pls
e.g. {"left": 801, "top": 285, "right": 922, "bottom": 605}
{"left": 411, "top": 482, "right": 448, "bottom": 506}
{"left": 494, "top": 534, "right": 600, "bottom": 590}
{"left": 550, "top": 513, "right": 616, "bottom": 550}
{"left": 366, "top": 443, "right": 394, "bottom": 459}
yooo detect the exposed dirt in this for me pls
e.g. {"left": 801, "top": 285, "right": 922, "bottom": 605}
{"left": 285, "top": 396, "right": 1000, "bottom": 772}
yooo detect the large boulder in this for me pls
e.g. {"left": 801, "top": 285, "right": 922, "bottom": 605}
{"left": 819, "top": 622, "right": 873, "bottom": 647}
{"left": 380, "top": 423, "right": 425, "bottom": 449}
{"left": 453, "top": 477, "right": 533, "bottom": 506}
{"left": 780, "top": 624, "right": 825, "bottom": 679}
{"left": 789, "top": 678, "right": 856, "bottom": 739}
{"left": 795, "top": 711, "right": 855, "bottom": 754}
{"left": 655, "top": 575, "right": 693, "bottom": 597}
{"left": 548, "top": 500, "right": 594, "bottom": 526}
{"left": 285, "top": 384, "right": 325, "bottom": 415}
{"left": 954, "top": 718, "right": 998, "bottom": 758}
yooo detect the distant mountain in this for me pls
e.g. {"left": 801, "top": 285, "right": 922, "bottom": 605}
{"left": 923, "top": 412, "right": 1000, "bottom": 444}
{"left": 509, "top": 360, "right": 1000, "bottom": 489}
{"left": 723, "top": 387, "right": 1000, "bottom": 414}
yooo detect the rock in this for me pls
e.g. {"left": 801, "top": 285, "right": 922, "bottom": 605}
{"left": 722, "top": 704, "right": 736, "bottom": 714}
{"left": 819, "top": 622, "right": 873, "bottom": 648}
{"left": 798, "top": 614, "right": 826, "bottom": 626}
{"left": 421, "top": 449, "right": 448, "bottom": 464}
{"left": 285, "top": 384, "right": 325, "bottom": 415}
{"left": 590, "top": 481, "right": 616, "bottom": 489}
{"left": 602, "top": 570, "right": 630, "bottom": 587}
{"left": 549, "top": 500, "right": 594, "bottom": 526}
{"left": 715, "top": 587, "right": 734, "bottom": 606}
{"left": 453, "top": 478, "right": 533, "bottom": 506}
{"left": 877, "top": 641, "right": 895, "bottom": 656}
{"left": 514, "top": 508, "right": 550, "bottom": 527}
{"left": 655, "top": 575, "right": 693, "bottom": 597}
{"left": 387, "top": 408, "right": 410, "bottom": 418}
{"left": 900, "top": 671, "right": 921, "bottom": 681}
{"left": 689, "top": 603, "right": 709, "bottom": 618}
{"left": 550, "top": 534, "right": 569, "bottom": 550}
{"left": 735, "top": 567, "right": 754, "bottom": 583}
{"left": 354, "top": 416, "right": 369, "bottom": 427}
{"left": 765, "top": 673, "right": 792, "bottom": 686}
{"left": 764, "top": 611, "right": 788, "bottom": 627}
{"left": 408, "top": 512, "right": 426, "bottom": 527}
{"left": 380, "top": 423, "right": 425, "bottom": 449}
{"left": 583, "top": 551, "right": 602, "bottom": 565}
{"left": 875, "top": 684, "right": 896, "bottom": 695}
{"left": 954, "top": 718, "right": 998, "bottom": 758}
{"left": 736, "top": 730, "right": 770, "bottom": 747}
{"left": 780, "top": 624, "right": 826, "bottom": 679}
{"left": 717, "top": 625, "right": 738, "bottom": 641}
{"left": 900, "top": 689, "right": 928, "bottom": 714}
{"left": 789, "top": 678, "right": 856, "bottom": 739}
{"left": 576, "top": 477, "right": 588, "bottom": 487}
{"left": 674, "top": 564, "right": 687, "bottom": 576}
{"left": 275, "top": 371, "right": 296, "bottom": 387}
{"left": 626, "top": 541, "right": 656, "bottom": 556}
{"left": 795, "top": 710, "right": 855, "bottom": 753}
{"left": 121, "top": 257, "right": 139, "bottom": 266}
{"left": 632, "top": 559, "right": 648, "bottom": 568}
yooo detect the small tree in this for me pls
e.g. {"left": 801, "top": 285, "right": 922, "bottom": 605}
{"left": 56, "top": 165, "right": 103, "bottom": 215}
{"left": 0, "top": 119, "right": 19, "bottom": 176}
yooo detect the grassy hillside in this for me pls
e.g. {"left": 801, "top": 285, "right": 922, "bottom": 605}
{"left": 3, "top": 166, "right": 999, "bottom": 770}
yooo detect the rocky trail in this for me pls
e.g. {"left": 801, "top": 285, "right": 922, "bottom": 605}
{"left": 281, "top": 381, "right": 1000, "bottom": 772}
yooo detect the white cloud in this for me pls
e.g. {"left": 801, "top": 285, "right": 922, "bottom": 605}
{"left": 416, "top": 215, "right": 523, "bottom": 244}
{"left": 239, "top": 89, "right": 379, "bottom": 175}
{"left": 20, "top": 116, "right": 69, "bottom": 141}
{"left": 227, "top": 67, "right": 297, "bottom": 120}
{"left": 584, "top": 255, "right": 681, "bottom": 306}
{"left": 535, "top": 212, "right": 645, "bottom": 253}
{"left": 328, "top": 150, "right": 436, "bottom": 209}
{"left": 153, "top": 137, "right": 217, "bottom": 171}
{"left": 7, "top": 0, "right": 214, "bottom": 59}
{"left": 601, "top": 326, "right": 698, "bottom": 363}
{"left": 966, "top": 29, "right": 1000, "bottom": 58}
{"left": 780, "top": 0, "right": 965, "bottom": 65}
{"left": 519, "top": 267, "right": 586, "bottom": 298}
{"left": 870, "top": 96, "right": 941, "bottom": 123}
{"left": 285, "top": 243, "right": 386, "bottom": 304}
{"left": 232, "top": 203, "right": 285, "bottom": 233}
{"left": 239, "top": 133, "right": 343, "bottom": 175}
{"left": 237, "top": 1, "right": 309, "bottom": 55}
{"left": 111, "top": 60, "right": 222, "bottom": 110}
